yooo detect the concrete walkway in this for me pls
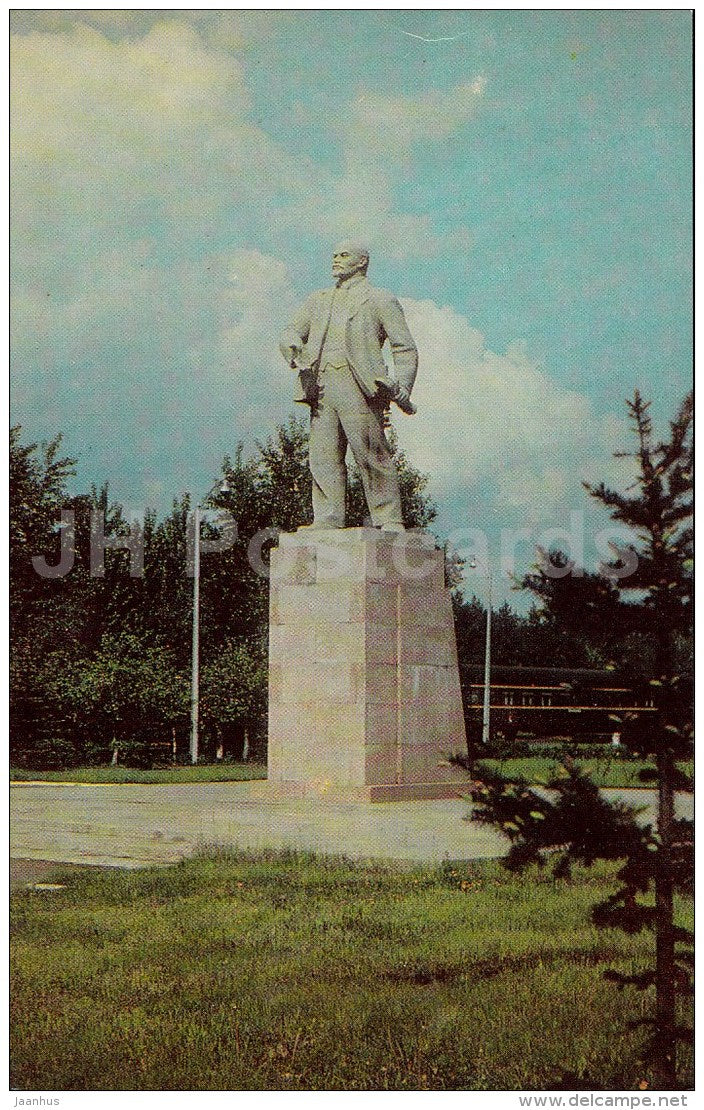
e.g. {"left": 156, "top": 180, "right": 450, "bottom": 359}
{"left": 10, "top": 780, "right": 693, "bottom": 872}
{"left": 10, "top": 780, "right": 505, "bottom": 868}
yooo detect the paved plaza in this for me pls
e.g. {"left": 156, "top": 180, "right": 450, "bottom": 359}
{"left": 10, "top": 780, "right": 693, "bottom": 875}
{"left": 10, "top": 780, "right": 506, "bottom": 870}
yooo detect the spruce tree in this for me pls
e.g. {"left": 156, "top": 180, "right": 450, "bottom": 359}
{"left": 583, "top": 391, "right": 693, "bottom": 1088}
{"left": 471, "top": 391, "right": 693, "bottom": 1088}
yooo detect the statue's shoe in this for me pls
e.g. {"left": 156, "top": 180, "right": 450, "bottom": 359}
{"left": 380, "top": 522, "right": 406, "bottom": 532}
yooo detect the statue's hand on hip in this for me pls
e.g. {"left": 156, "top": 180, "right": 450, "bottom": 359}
{"left": 392, "top": 384, "right": 417, "bottom": 416}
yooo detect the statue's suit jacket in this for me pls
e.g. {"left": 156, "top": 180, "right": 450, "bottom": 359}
{"left": 279, "top": 278, "right": 418, "bottom": 405}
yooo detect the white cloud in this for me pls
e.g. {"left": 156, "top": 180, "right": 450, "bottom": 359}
{"left": 10, "top": 14, "right": 490, "bottom": 507}
{"left": 10, "top": 19, "right": 263, "bottom": 244}
{"left": 210, "top": 275, "right": 634, "bottom": 535}
{"left": 11, "top": 19, "right": 481, "bottom": 263}
{"left": 11, "top": 242, "right": 299, "bottom": 494}
{"left": 208, "top": 269, "right": 630, "bottom": 536}
{"left": 391, "top": 298, "right": 631, "bottom": 525}
{"left": 348, "top": 77, "right": 486, "bottom": 154}
{"left": 13, "top": 18, "right": 628, "bottom": 529}
{"left": 11, "top": 200, "right": 634, "bottom": 589}
{"left": 317, "top": 75, "right": 486, "bottom": 255}
{"left": 214, "top": 249, "right": 300, "bottom": 428}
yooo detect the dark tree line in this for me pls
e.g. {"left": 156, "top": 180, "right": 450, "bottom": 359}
{"left": 11, "top": 391, "right": 692, "bottom": 783}
{"left": 9, "top": 418, "right": 442, "bottom": 768}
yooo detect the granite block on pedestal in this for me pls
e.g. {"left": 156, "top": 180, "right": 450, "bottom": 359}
{"left": 267, "top": 528, "right": 468, "bottom": 801}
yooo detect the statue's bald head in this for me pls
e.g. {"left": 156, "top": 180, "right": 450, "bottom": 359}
{"left": 332, "top": 241, "right": 370, "bottom": 282}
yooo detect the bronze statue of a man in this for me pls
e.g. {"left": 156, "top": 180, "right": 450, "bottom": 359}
{"left": 279, "top": 242, "right": 418, "bottom": 531}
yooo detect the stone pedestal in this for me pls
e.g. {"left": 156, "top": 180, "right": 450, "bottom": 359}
{"left": 267, "top": 528, "right": 468, "bottom": 801}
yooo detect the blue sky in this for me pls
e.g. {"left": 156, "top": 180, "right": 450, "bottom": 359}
{"left": 10, "top": 9, "right": 692, "bottom": 603}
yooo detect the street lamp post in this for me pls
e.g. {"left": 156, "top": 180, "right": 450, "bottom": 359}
{"left": 482, "top": 566, "right": 492, "bottom": 747}
{"left": 469, "top": 558, "right": 492, "bottom": 746}
{"left": 190, "top": 478, "right": 230, "bottom": 765}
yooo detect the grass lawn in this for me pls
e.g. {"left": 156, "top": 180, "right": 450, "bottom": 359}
{"left": 475, "top": 757, "right": 694, "bottom": 790}
{"left": 10, "top": 758, "right": 693, "bottom": 790}
{"left": 9, "top": 762, "right": 267, "bottom": 785}
{"left": 10, "top": 849, "right": 693, "bottom": 1091}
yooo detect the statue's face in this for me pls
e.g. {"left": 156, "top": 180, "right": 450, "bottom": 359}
{"left": 332, "top": 243, "right": 368, "bottom": 281}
